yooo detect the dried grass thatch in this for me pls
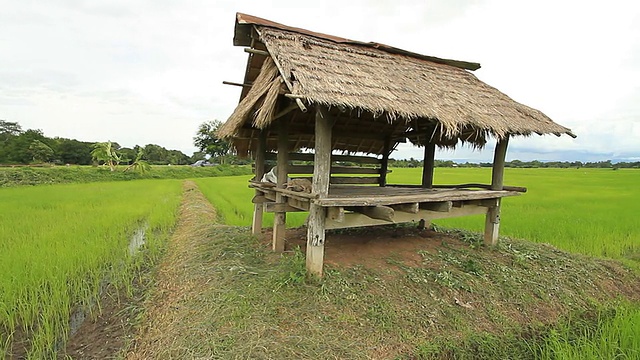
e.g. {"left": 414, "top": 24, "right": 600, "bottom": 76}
{"left": 220, "top": 15, "right": 575, "bottom": 156}
{"left": 258, "top": 27, "right": 574, "bottom": 142}
{"left": 217, "top": 57, "right": 280, "bottom": 139}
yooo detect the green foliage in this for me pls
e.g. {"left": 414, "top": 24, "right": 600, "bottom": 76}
{"left": 124, "top": 148, "right": 152, "bottom": 174}
{"left": 0, "top": 164, "right": 253, "bottom": 187}
{"left": 193, "top": 120, "right": 231, "bottom": 163}
{"left": 91, "top": 141, "right": 121, "bottom": 171}
{"left": 27, "top": 140, "right": 54, "bottom": 163}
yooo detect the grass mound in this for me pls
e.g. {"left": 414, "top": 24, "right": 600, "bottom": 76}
{"left": 126, "top": 186, "right": 640, "bottom": 359}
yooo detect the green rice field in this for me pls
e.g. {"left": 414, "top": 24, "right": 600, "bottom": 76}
{"left": 2, "top": 168, "right": 638, "bottom": 358}
{"left": 0, "top": 180, "right": 182, "bottom": 358}
{"left": 195, "top": 168, "right": 640, "bottom": 262}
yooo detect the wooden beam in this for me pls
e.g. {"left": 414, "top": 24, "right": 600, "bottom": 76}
{"left": 273, "top": 121, "right": 288, "bottom": 252}
{"left": 325, "top": 205, "right": 488, "bottom": 230}
{"left": 265, "top": 152, "right": 381, "bottom": 165}
{"left": 490, "top": 137, "right": 509, "bottom": 191}
{"left": 387, "top": 183, "right": 526, "bottom": 193}
{"left": 422, "top": 143, "right": 436, "bottom": 188}
{"left": 265, "top": 202, "right": 304, "bottom": 213}
{"left": 222, "top": 81, "right": 251, "bottom": 88}
{"left": 420, "top": 201, "right": 453, "bottom": 212}
{"left": 390, "top": 203, "right": 419, "bottom": 214}
{"left": 484, "top": 136, "right": 509, "bottom": 246}
{"left": 346, "top": 205, "right": 395, "bottom": 222}
{"left": 327, "top": 206, "right": 345, "bottom": 223}
{"left": 288, "top": 165, "right": 385, "bottom": 175}
{"left": 379, "top": 136, "right": 391, "bottom": 187}
{"left": 307, "top": 106, "right": 332, "bottom": 277}
{"left": 251, "top": 131, "right": 267, "bottom": 236}
{"left": 244, "top": 47, "right": 269, "bottom": 56}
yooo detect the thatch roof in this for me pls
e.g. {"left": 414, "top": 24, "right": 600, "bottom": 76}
{"left": 219, "top": 13, "right": 575, "bottom": 157}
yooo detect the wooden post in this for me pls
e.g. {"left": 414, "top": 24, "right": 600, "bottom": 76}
{"left": 272, "top": 121, "right": 288, "bottom": 252}
{"left": 251, "top": 131, "right": 267, "bottom": 235}
{"left": 421, "top": 143, "right": 436, "bottom": 188}
{"left": 484, "top": 136, "right": 509, "bottom": 246}
{"left": 379, "top": 136, "right": 391, "bottom": 187}
{"left": 307, "top": 106, "right": 332, "bottom": 277}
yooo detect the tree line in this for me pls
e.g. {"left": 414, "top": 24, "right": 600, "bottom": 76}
{"left": 389, "top": 158, "right": 640, "bottom": 169}
{"left": 0, "top": 120, "right": 202, "bottom": 166}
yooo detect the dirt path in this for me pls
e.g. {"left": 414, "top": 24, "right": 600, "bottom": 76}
{"left": 124, "top": 180, "right": 220, "bottom": 359}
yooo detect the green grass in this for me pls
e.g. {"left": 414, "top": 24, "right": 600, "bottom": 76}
{"left": 0, "top": 180, "right": 183, "bottom": 358}
{"left": 0, "top": 164, "right": 252, "bottom": 188}
{"left": 193, "top": 176, "right": 307, "bottom": 227}
{"left": 538, "top": 302, "right": 640, "bottom": 360}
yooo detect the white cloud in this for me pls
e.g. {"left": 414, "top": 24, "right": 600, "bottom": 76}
{"left": 1, "top": 0, "right": 639, "bottom": 161}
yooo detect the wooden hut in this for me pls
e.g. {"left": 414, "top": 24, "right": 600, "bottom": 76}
{"left": 218, "top": 13, "right": 576, "bottom": 276}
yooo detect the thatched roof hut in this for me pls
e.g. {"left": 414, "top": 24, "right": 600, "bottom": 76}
{"left": 219, "top": 13, "right": 576, "bottom": 276}
{"left": 219, "top": 13, "right": 575, "bottom": 157}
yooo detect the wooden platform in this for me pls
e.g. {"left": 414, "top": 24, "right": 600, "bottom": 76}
{"left": 251, "top": 182, "right": 520, "bottom": 230}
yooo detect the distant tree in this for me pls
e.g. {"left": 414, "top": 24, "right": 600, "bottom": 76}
{"left": 52, "top": 138, "right": 94, "bottom": 165}
{"left": 91, "top": 141, "right": 121, "bottom": 171}
{"left": 193, "top": 120, "right": 231, "bottom": 164}
{"left": 189, "top": 151, "right": 207, "bottom": 163}
{"left": 124, "top": 148, "right": 151, "bottom": 174}
{"left": 28, "top": 140, "right": 54, "bottom": 163}
{"left": 2, "top": 129, "right": 48, "bottom": 164}
{"left": 0, "top": 120, "right": 23, "bottom": 140}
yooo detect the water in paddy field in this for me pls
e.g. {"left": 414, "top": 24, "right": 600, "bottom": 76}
{"left": 128, "top": 223, "right": 148, "bottom": 255}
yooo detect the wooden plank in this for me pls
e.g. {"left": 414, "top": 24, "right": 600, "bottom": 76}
{"left": 419, "top": 201, "right": 452, "bottom": 212}
{"left": 265, "top": 152, "right": 381, "bottom": 164}
{"left": 307, "top": 106, "right": 332, "bottom": 277}
{"left": 388, "top": 183, "right": 526, "bottom": 192}
{"left": 273, "top": 121, "right": 288, "bottom": 252}
{"left": 390, "top": 202, "right": 419, "bottom": 214}
{"left": 315, "top": 189, "right": 520, "bottom": 207}
{"left": 326, "top": 205, "right": 488, "bottom": 230}
{"left": 288, "top": 165, "right": 383, "bottom": 175}
{"left": 251, "top": 131, "right": 267, "bottom": 236}
{"left": 346, "top": 205, "right": 395, "bottom": 222}
{"left": 422, "top": 143, "right": 436, "bottom": 188}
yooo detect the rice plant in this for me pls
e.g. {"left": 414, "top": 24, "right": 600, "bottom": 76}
{"left": 0, "top": 179, "right": 182, "bottom": 358}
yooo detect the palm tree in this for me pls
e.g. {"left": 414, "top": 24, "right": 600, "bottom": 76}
{"left": 91, "top": 141, "right": 121, "bottom": 171}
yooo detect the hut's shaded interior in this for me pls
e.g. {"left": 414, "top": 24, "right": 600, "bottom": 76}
{"left": 218, "top": 13, "right": 576, "bottom": 275}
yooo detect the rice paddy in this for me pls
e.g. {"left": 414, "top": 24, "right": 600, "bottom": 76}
{"left": 2, "top": 167, "right": 638, "bottom": 358}
{"left": 0, "top": 180, "right": 182, "bottom": 358}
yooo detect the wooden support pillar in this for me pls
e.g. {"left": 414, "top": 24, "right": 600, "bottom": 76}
{"left": 484, "top": 136, "right": 509, "bottom": 246}
{"left": 379, "top": 136, "right": 391, "bottom": 187}
{"left": 273, "top": 121, "right": 288, "bottom": 252}
{"left": 421, "top": 143, "right": 436, "bottom": 188}
{"left": 251, "top": 131, "right": 267, "bottom": 235}
{"left": 307, "top": 106, "right": 332, "bottom": 277}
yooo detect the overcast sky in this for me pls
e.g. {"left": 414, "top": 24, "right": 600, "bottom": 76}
{"left": 2, "top": 0, "right": 639, "bottom": 162}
